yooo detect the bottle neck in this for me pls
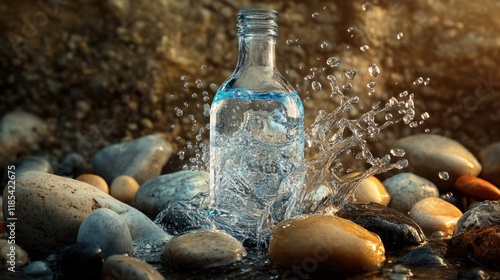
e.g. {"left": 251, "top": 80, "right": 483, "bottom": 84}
{"left": 237, "top": 36, "right": 276, "bottom": 69}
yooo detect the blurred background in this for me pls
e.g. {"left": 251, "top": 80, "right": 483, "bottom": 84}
{"left": 1, "top": 0, "right": 499, "bottom": 173}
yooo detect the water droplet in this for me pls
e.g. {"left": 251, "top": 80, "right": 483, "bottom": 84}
{"left": 439, "top": 171, "right": 450, "bottom": 180}
{"left": 343, "top": 69, "right": 357, "bottom": 80}
{"left": 343, "top": 83, "right": 352, "bottom": 91}
{"left": 191, "top": 93, "right": 198, "bottom": 98}
{"left": 360, "top": 45, "right": 370, "bottom": 51}
{"left": 399, "top": 90, "right": 408, "bottom": 97}
{"left": 397, "top": 32, "right": 404, "bottom": 40}
{"left": 174, "top": 107, "right": 183, "bottom": 117}
{"left": 311, "top": 81, "right": 322, "bottom": 91}
{"left": 413, "top": 77, "right": 424, "bottom": 86}
{"left": 203, "top": 96, "right": 210, "bottom": 102}
{"left": 320, "top": 42, "right": 329, "bottom": 49}
{"left": 177, "top": 151, "right": 185, "bottom": 160}
{"left": 390, "top": 148, "right": 405, "bottom": 157}
{"left": 385, "top": 113, "right": 393, "bottom": 120}
{"left": 368, "top": 63, "right": 380, "bottom": 77}
{"left": 425, "top": 128, "right": 430, "bottom": 132}
{"left": 183, "top": 82, "right": 190, "bottom": 89}
{"left": 312, "top": 12, "right": 319, "bottom": 18}
{"left": 367, "top": 81, "right": 376, "bottom": 88}
{"left": 347, "top": 27, "right": 354, "bottom": 33}
{"left": 421, "top": 112, "right": 430, "bottom": 120}
{"left": 409, "top": 121, "right": 418, "bottom": 128}
{"left": 201, "top": 64, "right": 206, "bottom": 70}
{"left": 362, "top": 2, "right": 370, "bottom": 11}
{"left": 203, "top": 104, "right": 210, "bottom": 116}
{"left": 180, "top": 75, "right": 187, "bottom": 81}
{"left": 326, "top": 57, "right": 341, "bottom": 67}
{"left": 286, "top": 39, "right": 293, "bottom": 45}
{"left": 210, "top": 83, "right": 217, "bottom": 90}
{"left": 424, "top": 77, "right": 431, "bottom": 85}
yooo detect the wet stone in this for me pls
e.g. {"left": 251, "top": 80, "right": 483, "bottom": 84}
{"left": 110, "top": 175, "right": 140, "bottom": 204}
{"left": 454, "top": 175, "right": 500, "bottom": 201}
{"left": 409, "top": 197, "right": 463, "bottom": 236}
{"left": 383, "top": 172, "right": 439, "bottom": 214}
{"left": 23, "top": 260, "right": 52, "bottom": 276}
{"left": 480, "top": 142, "right": 500, "bottom": 187}
{"left": 268, "top": 214, "right": 386, "bottom": 272}
{"left": 92, "top": 134, "right": 173, "bottom": 185}
{"left": 76, "top": 174, "right": 109, "bottom": 193}
{"left": 135, "top": 170, "right": 209, "bottom": 218}
{"left": 103, "top": 254, "right": 164, "bottom": 280}
{"left": 154, "top": 201, "right": 212, "bottom": 236}
{"left": 453, "top": 200, "right": 500, "bottom": 236}
{"left": 453, "top": 268, "right": 491, "bottom": 280}
{"left": 77, "top": 208, "right": 133, "bottom": 258}
{"left": 337, "top": 203, "right": 427, "bottom": 251}
{"left": 163, "top": 229, "right": 246, "bottom": 269}
{"left": 447, "top": 227, "right": 500, "bottom": 265}
{"left": 58, "top": 243, "right": 103, "bottom": 280}
{"left": 11, "top": 156, "right": 53, "bottom": 174}
{"left": 0, "top": 240, "right": 29, "bottom": 270}
{"left": 346, "top": 173, "right": 390, "bottom": 206}
{"left": 391, "top": 134, "right": 482, "bottom": 191}
{"left": 399, "top": 247, "right": 447, "bottom": 267}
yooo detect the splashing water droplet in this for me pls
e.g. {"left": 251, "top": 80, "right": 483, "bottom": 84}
{"left": 183, "top": 82, "right": 190, "bottom": 89}
{"left": 399, "top": 90, "right": 409, "bottom": 97}
{"left": 210, "top": 83, "right": 217, "bottom": 90}
{"left": 421, "top": 112, "right": 430, "bottom": 120}
{"left": 343, "top": 69, "right": 357, "bottom": 80}
{"left": 367, "top": 81, "right": 376, "bottom": 88}
{"left": 360, "top": 45, "right": 370, "bottom": 51}
{"left": 385, "top": 113, "right": 393, "bottom": 120}
{"left": 413, "top": 77, "right": 424, "bottom": 86}
{"left": 362, "top": 2, "right": 370, "bottom": 11}
{"left": 177, "top": 151, "right": 185, "bottom": 160}
{"left": 424, "top": 77, "right": 431, "bottom": 85}
{"left": 320, "top": 42, "right": 329, "bottom": 49}
{"left": 180, "top": 75, "right": 187, "bottom": 81}
{"left": 439, "top": 171, "right": 450, "bottom": 180}
{"left": 203, "top": 96, "right": 210, "bottom": 102}
{"left": 311, "top": 81, "right": 322, "bottom": 91}
{"left": 312, "top": 12, "right": 319, "bottom": 18}
{"left": 347, "top": 27, "right": 354, "bottom": 32}
{"left": 286, "top": 39, "right": 293, "bottom": 45}
{"left": 368, "top": 63, "right": 380, "bottom": 77}
{"left": 201, "top": 64, "right": 206, "bottom": 70}
{"left": 409, "top": 121, "right": 419, "bottom": 128}
{"left": 326, "top": 57, "right": 341, "bottom": 67}
{"left": 397, "top": 32, "right": 404, "bottom": 40}
{"left": 390, "top": 148, "right": 405, "bottom": 157}
{"left": 425, "top": 128, "right": 430, "bottom": 133}
{"left": 174, "top": 107, "right": 183, "bottom": 117}
{"left": 343, "top": 83, "right": 352, "bottom": 91}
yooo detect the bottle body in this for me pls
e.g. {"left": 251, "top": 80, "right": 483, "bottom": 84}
{"left": 209, "top": 8, "right": 305, "bottom": 243}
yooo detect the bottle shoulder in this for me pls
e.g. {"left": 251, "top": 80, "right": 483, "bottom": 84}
{"left": 219, "top": 66, "right": 295, "bottom": 94}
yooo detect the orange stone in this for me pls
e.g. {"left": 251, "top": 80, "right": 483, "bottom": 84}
{"left": 454, "top": 175, "right": 500, "bottom": 201}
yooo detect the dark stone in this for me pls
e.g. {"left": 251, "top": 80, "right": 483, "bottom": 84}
{"left": 399, "top": 247, "right": 447, "bottom": 267}
{"left": 154, "top": 201, "right": 212, "bottom": 236}
{"left": 58, "top": 242, "right": 104, "bottom": 280}
{"left": 453, "top": 268, "right": 490, "bottom": 280}
{"left": 447, "top": 226, "right": 500, "bottom": 266}
{"left": 336, "top": 203, "right": 427, "bottom": 251}
{"left": 454, "top": 200, "right": 500, "bottom": 236}
{"left": 56, "top": 152, "right": 88, "bottom": 178}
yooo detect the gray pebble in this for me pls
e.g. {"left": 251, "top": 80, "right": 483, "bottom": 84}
{"left": 12, "top": 156, "right": 53, "bottom": 174}
{"left": 23, "top": 260, "right": 52, "bottom": 276}
{"left": 77, "top": 208, "right": 132, "bottom": 258}
{"left": 453, "top": 200, "right": 500, "bottom": 236}
{"left": 383, "top": 172, "right": 439, "bottom": 214}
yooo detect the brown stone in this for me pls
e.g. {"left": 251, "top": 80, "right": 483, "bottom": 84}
{"left": 447, "top": 226, "right": 500, "bottom": 265}
{"left": 454, "top": 175, "right": 500, "bottom": 201}
{"left": 268, "top": 214, "right": 385, "bottom": 272}
{"left": 110, "top": 175, "right": 140, "bottom": 204}
{"left": 345, "top": 172, "right": 391, "bottom": 206}
{"left": 409, "top": 197, "right": 463, "bottom": 235}
{"left": 103, "top": 255, "right": 164, "bottom": 280}
{"left": 76, "top": 174, "right": 109, "bottom": 193}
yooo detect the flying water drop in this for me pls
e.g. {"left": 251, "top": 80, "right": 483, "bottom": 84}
{"left": 368, "top": 63, "right": 380, "bottom": 77}
{"left": 311, "top": 81, "right": 322, "bottom": 91}
{"left": 439, "top": 171, "right": 450, "bottom": 180}
{"left": 326, "top": 57, "right": 341, "bottom": 67}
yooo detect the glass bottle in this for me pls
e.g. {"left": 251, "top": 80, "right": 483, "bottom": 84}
{"left": 209, "top": 8, "right": 305, "bottom": 244}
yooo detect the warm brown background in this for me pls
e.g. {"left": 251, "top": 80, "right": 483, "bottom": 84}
{"left": 1, "top": 0, "right": 499, "bottom": 171}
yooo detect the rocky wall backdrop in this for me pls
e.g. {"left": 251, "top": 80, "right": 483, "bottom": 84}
{"left": 1, "top": 0, "right": 499, "bottom": 173}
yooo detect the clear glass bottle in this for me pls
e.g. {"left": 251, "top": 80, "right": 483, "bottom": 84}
{"left": 209, "top": 8, "right": 305, "bottom": 244}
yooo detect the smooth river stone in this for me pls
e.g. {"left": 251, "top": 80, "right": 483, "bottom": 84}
{"left": 454, "top": 175, "right": 500, "bottom": 201}
{"left": 268, "top": 214, "right": 385, "bottom": 272}
{"left": 11, "top": 156, "right": 53, "bottom": 174}
{"left": 135, "top": 171, "right": 209, "bottom": 218}
{"left": 103, "top": 254, "right": 164, "bottom": 280}
{"left": 110, "top": 175, "right": 140, "bottom": 204}
{"left": 447, "top": 227, "right": 500, "bottom": 265}
{"left": 92, "top": 134, "right": 173, "bottom": 185}
{"left": 345, "top": 172, "right": 390, "bottom": 206}
{"left": 76, "top": 174, "right": 109, "bottom": 193}
{"left": 162, "top": 229, "right": 247, "bottom": 268}
{"left": 77, "top": 208, "right": 133, "bottom": 258}
{"left": 337, "top": 203, "right": 427, "bottom": 251}
{"left": 1, "top": 171, "right": 170, "bottom": 253}
{"left": 453, "top": 200, "right": 500, "bottom": 236}
{"left": 409, "top": 197, "right": 463, "bottom": 236}
{"left": 480, "top": 142, "right": 500, "bottom": 187}
{"left": 0, "top": 111, "right": 49, "bottom": 168}
{"left": 383, "top": 172, "right": 439, "bottom": 214}
{"left": 391, "top": 134, "right": 482, "bottom": 190}
{"left": 58, "top": 243, "right": 103, "bottom": 280}
{"left": 399, "top": 247, "right": 446, "bottom": 267}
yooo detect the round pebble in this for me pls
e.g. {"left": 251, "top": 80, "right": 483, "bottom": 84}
{"left": 447, "top": 226, "right": 500, "bottom": 265}
{"left": 23, "top": 260, "right": 52, "bottom": 276}
{"left": 103, "top": 254, "right": 164, "bottom": 280}
{"left": 58, "top": 242, "right": 103, "bottom": 280}
{"left": 110, "top": 175, "right": 140, "bottom": 204}
{"left": 454, "top": 175, "right": 500, "bottom": 201}
{"left": 409, "top": 197, "right": 463, "bottom": 236}
{"left": 76, "top": 174, "right": 109, "bottom": 193}
{"left": 0, "top": 240, "right": 29, "bottom": 270}
{"left": 163, "top": 229, "right": 247, "bottom": 268}
{"left": 346, "top": 173, "right": 390, "bottom": 206}
{"left": 383, "top": 172, "right": 439, "bottom": 214}
{"left": 453, "top": 200, "right": 500, "bottom": 236}
{"left": 268, "top": 214, "right": 386, "bottom": 272}
{"left": 399, "top": 247, "right": 446, "bottom": 267}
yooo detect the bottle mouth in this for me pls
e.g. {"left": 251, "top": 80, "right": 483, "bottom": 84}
{"left": 237, "top": 8, "right": 278, "bottom": 38}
